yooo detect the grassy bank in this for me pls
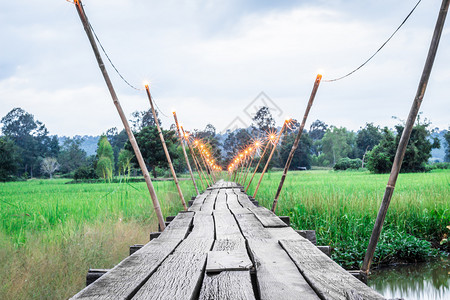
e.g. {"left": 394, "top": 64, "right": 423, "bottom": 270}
{"left": 246, "top": 169, "right": 449, "bottom": 269}
{"left": 0, "top": 179, "right": 195, "bottom": 299}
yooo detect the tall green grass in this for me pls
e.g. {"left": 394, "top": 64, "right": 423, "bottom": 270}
{"left": 246, "top": 169, "right": 449, "bottom": 269}
{"left": 0, "top": 178, "right": 197, "bottom": 299}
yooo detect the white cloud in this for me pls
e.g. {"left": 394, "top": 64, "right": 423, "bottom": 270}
{"left": 0, "top": 0, "right": 448, "bottom": 136}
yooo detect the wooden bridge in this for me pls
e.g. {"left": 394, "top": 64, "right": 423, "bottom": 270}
{"left": 71, "top": 180, "right": 386, "bottom": 300}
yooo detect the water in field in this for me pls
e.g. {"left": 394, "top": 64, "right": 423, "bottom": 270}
{"left": 368, "top": 258, "right": 450, "bottom": 300}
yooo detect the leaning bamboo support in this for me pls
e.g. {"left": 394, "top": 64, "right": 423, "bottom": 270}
{"left": 173, "top": 112, "right": 199, "bottom": 195}
{"left": 73, "top": 0, "right": 166, "bottom": 230}
{"left": 245, "top": 141, "right": 270, "bottom": 192}
{"left": 181, "top": 126, "right": 209, "bottom": 188}
{"left": 243, "top": 149, "right": 257, "bottom": 186}
{"left": 253, "top": 122, "right": 287, "bottom": 198}
{"left": 272, "top": 74, "right": 322, "bottom": 212}
{"left": 145, "top": 85, "right": 187, "bottom": 211}
{"left": 361, "top": 0, "right": 449, "bottom": 276}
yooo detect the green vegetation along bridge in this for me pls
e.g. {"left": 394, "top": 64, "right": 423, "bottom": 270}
{"left": 70, "top": 180, "right": 385, "bottom": 300}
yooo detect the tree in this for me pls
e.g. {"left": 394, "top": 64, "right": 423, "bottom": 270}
{"left": 222, "top": 129, "right": 252, "bottom": 166}
{"left": 366, "top": 127, "right": 396, "bottom": 173}
{"left": 0, "top": 137, "right": 21, "bottom": 181}
{"left": 444, "top": 128, "right": 450, "bottom": 162}
{"left": 309, "top": 120, "right": 328, "bottom": 157}
{"left": 356, "top": 123, "right": 383, "bottom": 158}
{"left": 130, "top": 109, "right": 161, "bottom": 132}
{"left": 1, "top": 108, "right": 54, "bottom": 177}
{"left": 58, "top": 137, "right": 88, "bottom": 174}
{"left": 41, "top": 157, "right": 59, "bottom": 179}
{"left": 279, "top": 131, "right": 312, "bottom": 170}
{"left": 118, "top": 149, "right": 134, "bottom": 176}
{"left": 96, "top": 136, "right": 114, "bottom": 180}
{"left": 193, "top": 124, "right": 222, "bottom": 163}
{"left": 106, "top": 127, "right": 128, "bottom": 168}
{"left": 366, "top": 122, "right": 440, "bottom": 173}
{"left": 252, "top": 106, "right": 275, "bottom": 133}
{"left": 321, "top": 127, "right": 355, "bottom": 166}
{"left": 124, "top": 126, "right": 179, "bottom": 178}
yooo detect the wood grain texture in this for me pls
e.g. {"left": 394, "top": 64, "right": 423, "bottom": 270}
{"left": 70, "top": 238, "right": 182, "bottom": 300}
{"left": 248, "top": 206, "right": 288, "bottom": 228}
{"left": 214, "top": 191, "right": 228, "bottom": 211}
{"left": 206, "top": 251, "right": 252, "bottom": 272}
{"left": 234, "top": 213, "right": 320, "bottom": 300}
{"left": 158, "top": 212, "right": 194, "bottom": 241}
{"left": 133, "top": 239, "right": 214, "bottom": 300}
{"left": 279, "top": 239, "right": 385, "bottom": 300}
{"left": 199, "top": 271, "right": 256, "bottom": 300}
{"left": 189, "top": 192, "right": 209, "bottom": 212}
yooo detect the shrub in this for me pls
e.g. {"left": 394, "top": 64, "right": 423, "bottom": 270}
{"left": 333, "top": 158, "right": 362, "bottom": 170}
{"left": 74, "top": 166, "right": 98, "bottom": 180}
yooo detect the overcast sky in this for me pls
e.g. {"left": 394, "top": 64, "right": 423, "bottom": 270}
{"left": 0, "top": 0, "right": 448, "bottom": 137}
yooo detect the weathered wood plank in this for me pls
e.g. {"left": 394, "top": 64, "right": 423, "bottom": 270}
{"left": 133, "top": 239, "right": 214, "bottom": 300}
{"left": 70, "top": 238, "right": 182, "bottom": 300}
{"left": 158, "top": 211, "right": 195, "bottom": 241}
{"left": 201, "top": 194, "right": 216, "bottom": 214}
{"left": 189, "top": 191, "right": 210, "bottom": 212}
{"left": 190, "top": 211, "right": 215, "bottom": 239}
{"left": 249, "top": 206, "right": 288, "bottom": 228}
{"left": 206, "top": 251, "right": 252, "bottom": 272}
{"left": 213, "top": 211, "right": 242, "bottom": 239}
{"left": 226, "top": 192, "right": 251, "bottom": 215}
{"left": 199, "top": 271, "right": 256, "bottom": 300}
{"left": 234, "top": 213, "right": 320, "bottom": 300}
{"left": 215, "top": 191, "right": 228, "bottom": 211}
{"left": 279, "top": 239, "right": 385, "bottom": 300}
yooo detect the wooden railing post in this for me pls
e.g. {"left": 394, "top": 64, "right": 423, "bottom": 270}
{"left": 73, "top": 0, "right": 165, "bottom": 230}
{"left": 361, "top": 0, "right": 449, "bottom": 275}
{"left": 272, "top": 74, "right": 322, "bottom": 212}
{"left": 145, "top": 85, "right": 187, "bottom": 211}
{"left": 173, "top": 112, "right": 199, "bottom": 195}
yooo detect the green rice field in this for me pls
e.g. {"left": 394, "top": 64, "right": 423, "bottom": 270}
{"left": 0, "top": 170, "right": 448, "bottom": 299}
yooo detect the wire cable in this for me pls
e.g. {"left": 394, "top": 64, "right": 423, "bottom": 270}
{"left": 87, "top": 18, "right": 170, "bottom": 117}
{"left": 324, "top": 0, "right": 422, "bottom": 82}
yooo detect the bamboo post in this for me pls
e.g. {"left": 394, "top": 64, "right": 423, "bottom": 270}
{"left": 181, "top": 127, "right": 209, "bottom": 188}
{"left": 145, "top": 85, "right": 187, "bottom": 211}
{"left": 243, "top": 146, "right": 258, "bottom": 186}
{"left": 73, "top": 0, "right": 166, "bottom": 230}
{"left": 200, "top": 148, "right": 215, "bottom": 183}
{"left": 361, "top": 0, "right": 449, "bottom": 276}
{"left": 253, "top": 122, "right": 287, "bottom": 198}
{"left": 173, "top": 111, "right": 199, "bottom": 195}
{"left": 272, "top": 74, "right": 322, "bottom": 212}
{"left": 245, "top": 140, "right": 271, "bottom": 192}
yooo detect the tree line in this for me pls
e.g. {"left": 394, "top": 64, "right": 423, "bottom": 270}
{"left": 0, "top": 107, "right": 449, "bottom": 182}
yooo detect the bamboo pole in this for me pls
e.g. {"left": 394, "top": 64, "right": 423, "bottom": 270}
{"left": 145, "top": 85, "right": 187, "bottom": 211}
{"left": 253, "top": 122, "right": 287, "bottom": 198}
{"left": 173, "top": 112, "right": 199, "bottom": 195}
{"left": 200, "top": 148, "right": 215, "bottom": 183}
{"left": 181, "top": 127, "right": 209, "bottom": 188}
{"left": 272, "top": 74, "right": 322, "bottom": 212}
{"left": 73, "top": 0, "right": 166, "bottom": 230}
{"left": 245, "top": 141, "right": 270, "bottom": 192}
{"left": 243, "top": 147, "right": 258, "bottom": 186}
{"left": 361, "top": 0, "right": 449, "bottom": 276}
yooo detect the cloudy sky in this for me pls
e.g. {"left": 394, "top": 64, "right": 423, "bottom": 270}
{"left": 0, "top": 0, "right": 448, "bottom": 136}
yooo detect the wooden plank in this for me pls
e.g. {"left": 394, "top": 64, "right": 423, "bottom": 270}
{"left": 201, "top": 194, "right": 216, "bottom": 213}
{"left": 234, "top": 213, "right": 320, "bottom": 300}
{"left": 236, "top": 193, "right": 255, "bottom": 209}
{"left": 215, "top": 191, "right": 228, "bottom": 211}
{"left": 188, "top": 192, "right": 209, "bottom": 212}
{"left": 158, "top": 212, "right": 195, "bottom": 241}
{"left": 249, "top": 206, "right": 288, "bottom": 228}
{"left": 133, "top": 212, "right": 215, "bottom": 299}
{"left": 70, "top": 238, "right": 182, "bottom": 300}
{"left": 279, "top": 239, "right": 385, "bottom": 300}
{"left": 226, "top": 192, "right": 251, "bottom": 215}
{"left": 206, "top": 251, "right": 252, "bottom": 272}
{"left": 190, "top": 211, "right": 215, "bottom": 239}
{"left": 213, "top": 211, "right": 241, "bottom": 239}
{"left": 199, "top": 271, "right": 256, "bottom": 300}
